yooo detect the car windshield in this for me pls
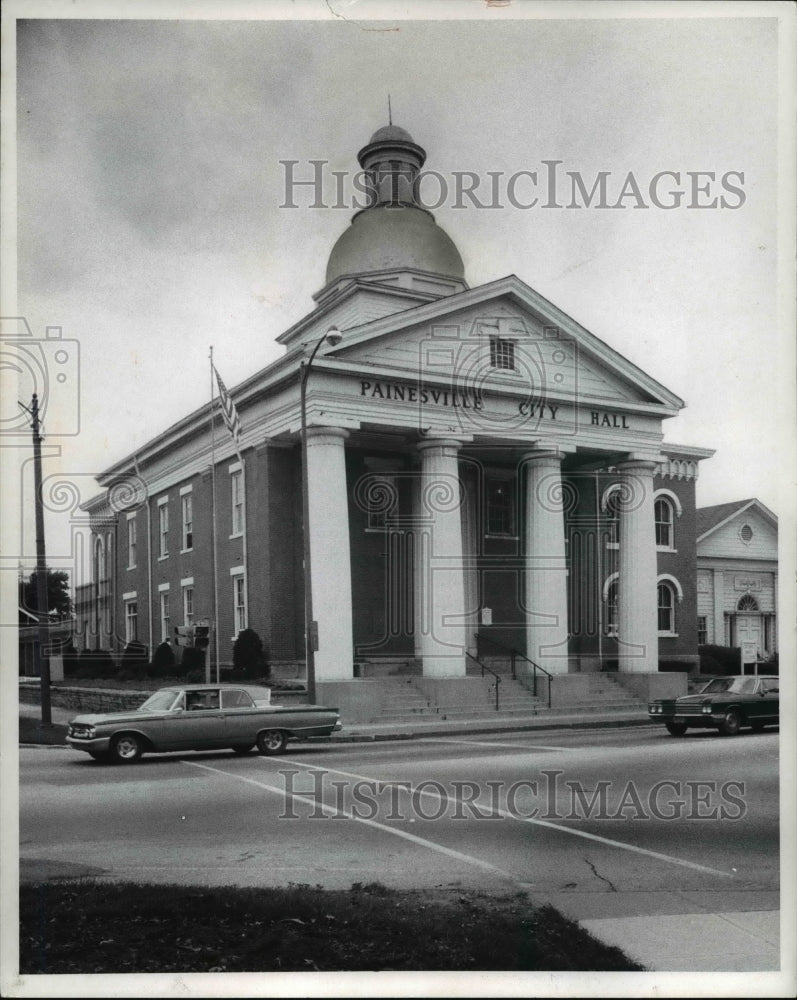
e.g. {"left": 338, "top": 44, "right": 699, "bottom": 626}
{"left": 138, "top": 690, "right": 180, "bottom": 713}
{"left": 701, "top": 677, "right": 758, "bottom": 695}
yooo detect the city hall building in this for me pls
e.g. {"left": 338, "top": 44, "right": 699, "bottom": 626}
{"left": 76, "top": 124, "right": 714, "bottom": 713}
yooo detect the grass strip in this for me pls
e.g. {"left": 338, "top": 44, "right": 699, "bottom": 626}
{"left": 20, "top": 879, "right": 644, "bottom": 973}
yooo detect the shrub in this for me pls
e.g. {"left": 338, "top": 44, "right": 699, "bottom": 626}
{"left": 61, "top": 644, "right": 80, "bottom": 677}
{"left": 122, "top": 642, "right": 149, "bottom": 675}
{"left": 180, "top": 646, "right": 206, "bottom": 676}
{"left": 657, "top": 659, "right": 696, "bottom": 674}
{"left": 76, "top": 649, "right": 115, "bottom": 679}
{"left": 232, "top": 629, "right": 270, "bottom": 680}
{"left": 698, "top": 644, "right": 742, "bottom": 675}
{"left": 151, "top": 641, "right": 175, "bottom": 672}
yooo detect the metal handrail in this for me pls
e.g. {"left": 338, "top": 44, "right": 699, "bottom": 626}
{"left": 474, "top": 632, "right": 553, "bottom": 708}
{"left": 465, "top": 651, "right": 501, "bottom": 711}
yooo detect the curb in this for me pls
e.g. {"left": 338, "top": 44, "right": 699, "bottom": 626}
{"left": 19, "top": 714, "right": 655, "bottom": 749}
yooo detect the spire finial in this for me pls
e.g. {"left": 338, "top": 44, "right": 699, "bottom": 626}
{"left": 388, "top": 94, "right": 392, "bottom": 126}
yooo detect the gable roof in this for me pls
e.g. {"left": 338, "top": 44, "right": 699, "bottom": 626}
{"left": 696, "top": 498, "right": 778, "bottom": 541}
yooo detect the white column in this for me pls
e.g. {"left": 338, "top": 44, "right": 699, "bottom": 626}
{"left": 617, "top": 460, "right": 658, "bottom": 672}
{"left": 411, "top": 474, "right": 424, "bottom": 659}
{"left": 523, "top": 449, "right": 570, "bottom": 674}
{"left": 712, "top": 568, "right": 725, "bottom": 646}
{"left": 460, "top": 464, "right": 479, "bottom": 659}
{"left": 306, "top": 427, "right": 353, "bottom": 681}
{"left": 417, "top": 438, "right": 466, "bottom": 677}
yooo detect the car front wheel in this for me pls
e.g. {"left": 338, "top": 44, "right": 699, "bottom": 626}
{"left": 665, "top": 722, "right": 688, "bottom": 737}
{"left": 256, "top": 730, "right": 288, "bottom": 756}
{"left": 720, "top": 710, "right": 743, "bottom": 736}
{"left": 110, "top": 732, "right": 143, "bottom": 763}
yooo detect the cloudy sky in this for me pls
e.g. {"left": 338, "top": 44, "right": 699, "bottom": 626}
{"left": 6, "top": 1, "right": 793, "bottom": 572}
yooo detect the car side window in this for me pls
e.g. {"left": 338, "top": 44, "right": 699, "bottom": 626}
{"left": 186, "top": 690, "right": 220, "bottom": 710}
{"left": 762, "top": 680, "right": 779, "bottom": 694}
{"left": 222, "top": 689, "right": 255, "bottom": 709}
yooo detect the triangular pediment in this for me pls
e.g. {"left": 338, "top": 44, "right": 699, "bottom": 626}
{"left": 697, "top": 499, "right": 778, "bottom": 560}
{"left": 328, "top": 274, "right": 683, "bottom": 412}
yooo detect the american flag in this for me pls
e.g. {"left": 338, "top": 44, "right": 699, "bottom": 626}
{"left": 214, "top": 365, "right": 241, "bottom": 446}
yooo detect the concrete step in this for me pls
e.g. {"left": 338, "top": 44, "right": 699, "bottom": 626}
{"left": 375, "top": 711, "right": 442, "bottom": 723}
{"left": 379, "top": 706, "right": 436, "bottom": 718}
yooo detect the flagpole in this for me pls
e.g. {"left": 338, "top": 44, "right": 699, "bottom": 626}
{"left": 209, "top": 347, "right": 220, "bottom": 684}
{"left": 212, "top": 360, "right": 246, "bottom": 679}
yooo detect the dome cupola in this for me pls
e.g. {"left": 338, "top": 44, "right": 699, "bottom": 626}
{"left": 324, "top": 124, "right": 466, "bottom": 288}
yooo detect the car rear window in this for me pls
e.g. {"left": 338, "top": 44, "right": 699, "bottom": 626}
{"left": 222, "top": 689, "right": 255, "bottom": 709}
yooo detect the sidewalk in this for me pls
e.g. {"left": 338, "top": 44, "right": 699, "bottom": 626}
{"left": 16, "top": 700, "right": 782, "bottom": 975}
{"left": 17, "top": 698, "right": 654, "bottom": 747}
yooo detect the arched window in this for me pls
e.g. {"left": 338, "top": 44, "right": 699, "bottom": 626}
{"left": 657, "top": 582, "right": 676, "bottom": 634}
{"left": 737, "top": 594, "right": 759, "bottom": 612}
{"left": 654, "top": 497, "right": 674, "bottom": 548}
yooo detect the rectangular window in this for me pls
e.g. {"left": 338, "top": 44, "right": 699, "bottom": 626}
{"left": 158, "top": 501, "right": 169, "bottom": 558}
{"left": 486, "top": 478, "right": 514, "bottom": 535}
{"left": 655, "top": 498, "right": 674, "bottom": 548}
{"left": 182, "top": 492, "right": 193, "bottom": 551}
{"left": 697, "top": 615, "right": 707, "bottom": 646}
{"left": 232, "top": 574, "right": 247, "bottom": 634}
{"left": 606, "top": 580, "right": 618, "bottom": 636}
{"left": 183, "top": 585, "right": 194, "bottom": 626}
{"left": 231, "top": 469, "right": 244, "bottom": 536}
{"left": 127, "top": 515, "right": 137, "bottom": 569}
{"left": 160, "top": 591, "right": 170, "bottom": 643}
{"left": 489, "top": 337, "right": 515, "bottom": 371}
{"left": 365, "top": 474, "right": 397, "bottom": 530}
{"left": 125, "top": 600, "right": 138, "bottom": 643}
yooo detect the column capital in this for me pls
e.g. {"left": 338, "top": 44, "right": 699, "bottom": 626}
{"left": 417, "top": 436, "right": 464, "bottom": 456}
{"left": 615, "top": 457, "right": 659, "bottom": 476}
{"left": 305, "top": 426, "right": 350, "bottom": 445}
{"left": 520, "top": 443, "right": 564, "bottom": 465}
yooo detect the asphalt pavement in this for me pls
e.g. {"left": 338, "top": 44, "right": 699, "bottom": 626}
{"left": 17, "top": 699, "right": 783, "bottom": 974}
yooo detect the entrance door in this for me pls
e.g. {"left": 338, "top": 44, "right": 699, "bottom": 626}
{"left": 735, "top": 614, "right": 762, "bottom": 660}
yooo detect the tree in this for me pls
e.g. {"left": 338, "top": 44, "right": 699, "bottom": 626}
{"left": 19, "top": 569, "right": 73, "bottom": 625}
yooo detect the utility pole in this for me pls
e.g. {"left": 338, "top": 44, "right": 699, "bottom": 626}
{"left": 20, "top": 394, "right": 52, "bottom": 726}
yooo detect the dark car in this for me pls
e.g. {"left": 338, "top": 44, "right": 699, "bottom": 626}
{"left": 649, "top": 675, "right": 779, "bottom": 737}
{"left": 66, "top": 684, "right": 342, "bottom": 762}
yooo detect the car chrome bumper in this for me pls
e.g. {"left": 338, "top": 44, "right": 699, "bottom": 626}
{"left": 66, "top": 735, "right": 112, "bottom": 753}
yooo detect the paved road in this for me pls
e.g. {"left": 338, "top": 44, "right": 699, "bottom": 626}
{"left": 20, "top": 725, "right": 780, "bottom": 971}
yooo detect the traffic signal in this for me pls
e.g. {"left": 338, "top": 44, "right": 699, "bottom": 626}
{"left": 194, "top": 624, "right": 210, "bottom": 650}
{"left": 174, "top": 625, "right": 193, "bottom": 647}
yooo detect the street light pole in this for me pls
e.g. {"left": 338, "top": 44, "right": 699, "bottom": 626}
{"left": 19, "top": 394, "right": 52, "bottom": 726}
{"left": 300, "top": 328, "right": 342, "bottom": 704}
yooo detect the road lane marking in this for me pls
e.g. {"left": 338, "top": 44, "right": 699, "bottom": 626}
{"left": 418, "top": 738, "right": 584, "bottom": 751}
{"left": 269, "top": 758, "right": 733, "bottom": 879}
{"left": 182, "top": 760, "right": 519, "bottom": 884}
